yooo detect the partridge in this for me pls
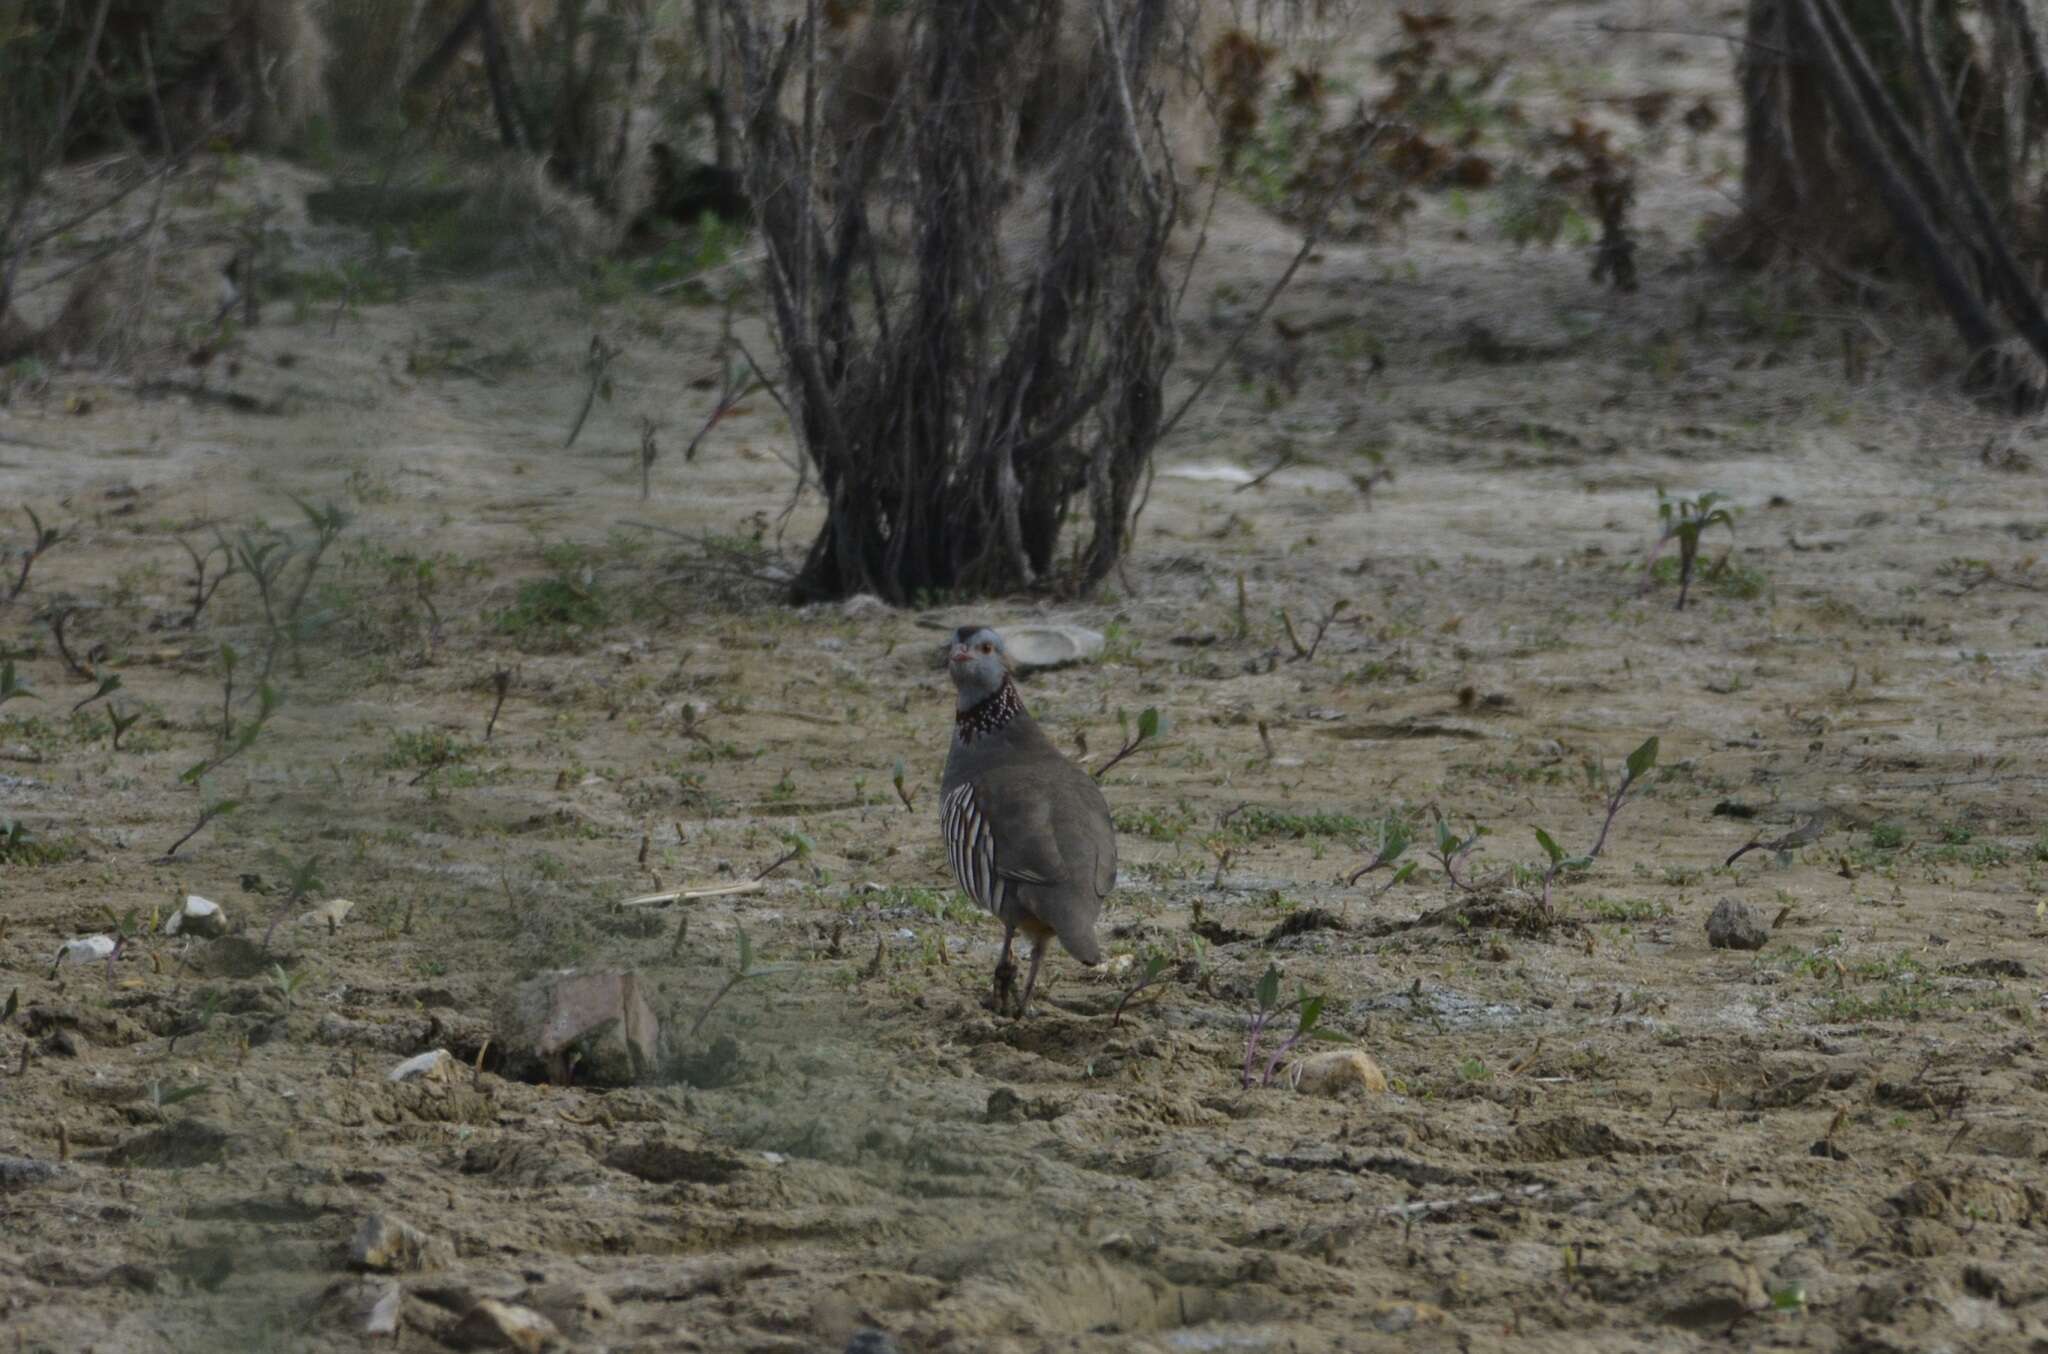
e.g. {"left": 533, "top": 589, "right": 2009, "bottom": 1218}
{"left": 940, "top": 625, "right": 1116, "bottom": 1017}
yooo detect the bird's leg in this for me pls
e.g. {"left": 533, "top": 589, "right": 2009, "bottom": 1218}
{"left": 990, "top": 923, "right": 1018, "bottom": 1015}
{"left": 1016, "top": 934, "right": 1049, "bottom": 1019}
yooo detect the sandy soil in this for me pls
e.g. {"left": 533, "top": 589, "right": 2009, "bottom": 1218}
{"left": 5, "top": 3, "right": 2048, "bottom": 1351}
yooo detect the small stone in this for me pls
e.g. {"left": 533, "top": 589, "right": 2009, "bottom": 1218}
{"left": 1368, "top": 1300, "right": 1447, "bottom": 1333}
{"left": 845, "top": 1330, "right": 905, "bottom": 1354}
{"left": 523, "top": 1282, "right": 613, "bottom": 1333}
{"left": 301, "top": 898, "right": 355, "bottom": 931}
{"left": 990, "top": 624, "right": 1105, "bottom": 673}
{"left": 319, "top": 1277, "right": 401, "bottom": 1335}
{"left": 1288, "top": 1049, "right": 1390, "bottom": 1096}
{"left": 1661, "top": 1254, "right": 1769, "bottom": 1328}
{"left": 53, "top": 934, "right": 117, "bottom": 966}
{"left": 493, "top": 971, "right": 659, "bottom": 1086}
{"left": 0, "top": 1156, "right": 65, "bottom": 1187}
{"left": 349, "top": 1213, "right": 452, "bottom": 1274}
{"left": 1705, "top": 898, "right": 1769, "bottom": 951}
{"left": 449, "top": 1298, "right": 559, "bottom": 1352}
{"left": 162, "top": 895, "right": 228, "bottom": 938}
{"left": 388, "top": 1048, "right": 454, "bottom": 1083}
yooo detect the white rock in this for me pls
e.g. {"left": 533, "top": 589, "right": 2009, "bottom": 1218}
{"left": 54, "top": 935, "right": 117, "bottom": 966}
{"left": 450, "top": 1298, "right": 559, "bottom": 1352}
{"left": 388, "top": 1049, "right": 454, "bottom": 1083}
{"left": 162, "top": 895, "right": 227, "bottom": 938}
{"left": 1000, "top": 624, "right": 1105, "bottom": 672}
{"left": 1288, "top": 1049, "right": 1390, "bottom": 1096}
{"left": 301, "top": 898, "right": 354, "bottom": 930}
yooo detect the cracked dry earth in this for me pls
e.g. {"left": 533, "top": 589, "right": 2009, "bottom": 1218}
{"left": 8, "top": 5, "right": 2048, "bottom": 1354}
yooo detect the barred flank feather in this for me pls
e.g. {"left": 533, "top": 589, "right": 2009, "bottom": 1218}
{"left": 942, "top": 783, "right": 1001, "bottom": 917}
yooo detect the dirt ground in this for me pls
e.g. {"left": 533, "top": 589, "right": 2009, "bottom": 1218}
{"left": 6, "top": 3, "right": 2048, "bottom": 1351}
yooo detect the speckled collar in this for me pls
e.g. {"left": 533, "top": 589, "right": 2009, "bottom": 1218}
{"left": 955, "top": 678, "right": 1024, "bottom": 742}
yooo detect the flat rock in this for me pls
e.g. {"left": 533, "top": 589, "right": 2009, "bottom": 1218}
{"left": 523, "top": 1282, "right": 614, "bottom": 1333}
{"left": 1661, "top": 1254, "right": 1769, "bottom": 1327}
{"left": 162, "top": 895, "right": 228, "bottom": 938}
{"left": 1706, "top": 897, "right": 1769, "bottom": 950}
{"left": 0, "top": 1155, "right": 65, "bottom": 1187}
{"left": 493, "top": 970, "right": 658, "bottom": 1086}
{"left": 1288, "top": 1049, "right": 1389, "bottom": 1096}
{"left": 933, "top": 624, "right": 1105, "bottom": 673}
{"left": 1001, "top": 624, "right": 1104, "bottom": 671}
{"left": 846, "top": 1331, "right": 905, "bottom": 1354}
{"left": 349, "top": 1213, "right": 452, "bottom": 1274}
{"left": 319, "top": 1277, "right": 403, "bottom": 1336}
{"left": 449, "top": 1298, "right": 559, "bottom": 1352}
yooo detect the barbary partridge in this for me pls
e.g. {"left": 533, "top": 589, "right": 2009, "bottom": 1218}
{"left": 940, "top": 625, "right": 1116, "bottom": 1016}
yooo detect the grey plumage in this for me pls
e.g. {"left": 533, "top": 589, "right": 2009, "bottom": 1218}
{"left": 940, "top": 625, "right": 1116, "bottom": 1016}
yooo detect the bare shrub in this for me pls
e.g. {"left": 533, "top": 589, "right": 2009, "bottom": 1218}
{"left": 1722, "top": 0, "right": 2048, "bottom": 407}
{"left": 719, "top": 0, "right": 1189, "bottom": 602}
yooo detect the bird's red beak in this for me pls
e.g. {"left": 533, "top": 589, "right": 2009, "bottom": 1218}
{"left": 948, "top": 645, "right": 971, "bottom": 666}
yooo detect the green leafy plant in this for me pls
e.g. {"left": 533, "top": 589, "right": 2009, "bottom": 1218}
{"left": 1648, "top": 491, "right": 1735, "bottom": 610}
{"left": 5, "top": 505, "right": 63, "bottom": 605}
{"left": 162, "top": 798, "right": 239, "bottom": 860}
{"left": 1530, "top": 826, "right": 1593, "bottom": 912}
{"left": 0, "top": 657, "right": 37, "bottom": 707}
{"left": 1346, "top": 813, "right": 1420, "bottom": 891}
{"left": 1588, "top": 736, "right": 1659, "bottom": 860}
{"left": 1242, "top": 963, "right": 1343, "bottom": 1088}
{"left": 1112, "top": 950, "right": 1172, "bottom": 1027}
{"left": 1094, "top": 707, "right": 1165, "bottom": 781}
{"left": 149, "top": 1081, "right": 210, "bottom": 1119}
{"left": 1429, "top": 819, "right": 1490, "bottom": 890}
{"left": 70, "top": 672, "right": 121, "bottom": 714}
{"left": 687, "top": 924, "right": 794, "bottom": 1038}
{"left": 177, "top": 532, "right": 237, "bottom": 627}
{"left": 183, "top": 665, "right": 279, "bottom": 785}
{"left": 108, "top": 703, "right": 142, "bottom": 750}
{"left": 260, "top": 852, "right": 324, "bottom": 950}
{"left": 167, "top": 990, "right": 226, "bottom": 1055}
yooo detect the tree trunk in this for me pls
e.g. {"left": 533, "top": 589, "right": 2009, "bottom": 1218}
{"left": 1723, "top": 0, "right": 2048, "bottom": 407}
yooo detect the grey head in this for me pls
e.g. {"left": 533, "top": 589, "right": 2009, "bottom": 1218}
{"left": 946, "top": 624, "right": 1010, "bottom": 710}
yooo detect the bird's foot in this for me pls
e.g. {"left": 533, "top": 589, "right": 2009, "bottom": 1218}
{"left": 988, "top": 959, "right": 1018, "bottom": 1016}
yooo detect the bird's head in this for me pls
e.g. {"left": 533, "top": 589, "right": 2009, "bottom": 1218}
{"left": 947, "top": 624, "right": 1010, "bottom": 706}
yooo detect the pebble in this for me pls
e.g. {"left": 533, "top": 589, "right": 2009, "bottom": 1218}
{"left": 1705, "top": 897, "right": 1769, "bottom": 951}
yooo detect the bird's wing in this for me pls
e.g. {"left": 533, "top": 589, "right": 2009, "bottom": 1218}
{"left": 975, "top": 763, "right": 1113, "bottom": 896}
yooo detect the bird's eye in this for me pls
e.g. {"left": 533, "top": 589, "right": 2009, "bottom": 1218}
{"left": 979, "top": 643, "right": 993, "bottom": 655}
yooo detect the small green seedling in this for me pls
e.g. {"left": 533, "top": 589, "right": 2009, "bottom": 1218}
{"left": 261, "top": 852, "right": 325, "bottom": 950}
{"left": 183, "top": 676, "right": 279, "bottom": 784}
{"left": 148, "top": 1081, "right": 210, "bottom": 1119}
{"left": 1649, "top": 491, "right": 1735, "bottom": 610}
{"left": 6, "top": 505, "right": 63, "bottom": 604}
{"left": 72, "top": 673, "right": 122, "bottom": 714}
{"left": 1094, "top": 707, "right": 1165, "bottom": 781}
{"left": 1280, "top": 599, "right": 1348, "bottom": 661}
{"left": 1242, "top": 963, "right": 1344, "bottom": 1088}
{"left": 1346, "top": 813, "right": 1419, "bottom": 892}
{"left": 1112, "top": 951, "right": 1172, "bottom": 1027}
{"left": 1531, "top": 826, "right": 1593, "bottom": 912}
{"left": 687, "top": 924, "right": 794, "bottom": 1038}
{"left": 108, "top": 704, "right": 142, "bottom": 750}
{"left": 162, "top": 797, "right": 240, "bottom": 860}
{"left": 892, "top": 758, "right": 915, "bottom": 811}
{"left": 755, "top": 830, "right": 813, "bottom": 881}
{"left": 167, "top": 990, "right": 225, "bottom": 1055}
{"left": 1588, "top": 736, "right": 1659, "bottom": 860}
{"left": 178, "top": 533, "right": 237, "bottom": 628}
{"left": 1429, "top": 819, "right": 1490, "bottom": 890}
{"left": 0, "top": 658, "right": 37, "bottom": 707}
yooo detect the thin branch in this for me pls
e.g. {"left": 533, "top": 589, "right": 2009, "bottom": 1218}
{"left": 1159, "top": 233, "right": 1318, "bottom": 443}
